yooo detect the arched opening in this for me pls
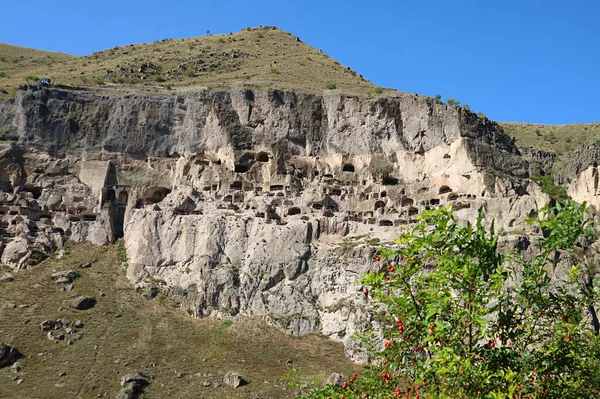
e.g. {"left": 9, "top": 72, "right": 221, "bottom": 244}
{"left": 401, "top": 198, "right": 414, "bottom": 207}
{"left": 382, "top": 177, "right": 399, "bottom": 185}
{"left": 312, "top": 203, "right": 323, "bottom": 210}
{"left": 233, "top": 193, "right": 244, "bottom": 203}
{"left": 223, "top": 195, "right": 233, "bottom": 203}
{"left": 212, "top": 159, "right": 222, "bottom": 165}
{"left": 149, "top": 188, "right": 171, "bottom": 203}
{"left": 234, "top": 164, "right": 250, "bottom": 173}
{"left": 118, "top": 191, "right": 129, "bottom": 204}
{"left": 379, "top": 219, "right": 393, "bottom": 227}
{"left": 52, "top": 227, "right": 65, "bottom": 235}
{"left": 23, "top": 186, "right": 43, "bottom": 199}
{"left": 430, "top": 198, "right": 440, "bottom": 205}
{"left": 314, "top": 170, "right": 319, "bottom": 176}
{"left": 287, "top": 207, "right": 301, "bottom": 216}
{"left": 255, "top": 152, "right": 269, "bottom": 162}
{"left": 381, "top": 191, "right": 387, "bottom": 198}
{"left": 439, "top": 185, "right": 452, "bottom": 195}
{"left": 408, "top": 207, "right": 419, "bottom": 216}
{"left": 330, "top": 188, "right": 342, "bottom": 196}
{"left": 443, "top": 154, "right": 451, "bottom": 159}
{"left": 448, "top": 192, "right": 459, "bottom": 201}
{"left": 342, "top": 163, "right": 355, "bottom": 172}
{"left": 270, "top": 185, "right": 284, "bottom": 191}
{"left": 230, "top": 181, "right": 243, "bottom": 190}
{"left": 374, "top": 201, "right": 385, "bottom": 211}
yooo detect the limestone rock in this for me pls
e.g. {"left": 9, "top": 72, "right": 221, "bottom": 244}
{"left": 0, "top": 273, "right": 15, "bottom": 282}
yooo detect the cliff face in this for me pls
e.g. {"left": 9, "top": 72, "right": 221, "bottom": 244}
{"left": 6, "top": 85, "right": 521, "bottom": 166}
{"left": 0, "top": 85, "right": 553, "bottom": 361}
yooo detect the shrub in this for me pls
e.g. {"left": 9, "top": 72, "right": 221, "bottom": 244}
{"left": 303, "top": 202, "right": 600, "bottom": 399}
{"left": 182, "top": 69, "right": 195, "bottom": 78}
{"left": 0, "top": 71, "right": 6, "bottom": 77}
{"left": 270, "top": 67, "right": 278, "bottom": 74}
{"left": 375, "top": 87, "right": 384, "bottom": 94}
{"left": 532, "top": 171, "right": 568, "bottom": 202}
{"left": 154, "top": 75, "right": 165, "bottom": 82}
{"left": 477, "top": 112, "right": 487, "bottom": 120}
{"left": 92, "top": 77, "right": 105, "bottom": 85}
{"left": 434, "top": 94, "right": 442, "bottom": 103}
{"left": 25, "top": 75, "right": 39, "bottom": 83}
{"left": 446, "top": 98, "right": 460, "bottom": 106}
{"left": 112, "top": 76, "right": 125, "bottom": 84}
{"left": 0, "top": 56, "right": 5, "bottom": 62}
{"left": 217, "top": 38, "right": 226, "bottom": 44}
{"left": 326, "top": 83, "right": 337, "bottom": 90}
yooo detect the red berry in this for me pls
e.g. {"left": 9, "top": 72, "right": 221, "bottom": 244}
{"left": 342, "top": 381, "right": 348, "bottom": 390}
{"left": 376, "top": 256, "right": 381, "bottom": 262}
{"left": 562, "top": 315, "right": 569, "bottom": 323}
{"left": 566, "top": 333, "right": 571, "bottom": 343}
{"left": 385, "top": 341, "right": 392, "bottom": 348}
{"left": 363, "top": 289, "right": 369, "bottom": 296}
{"left": 429, "top": 323, "right": 435, "bottom": 330}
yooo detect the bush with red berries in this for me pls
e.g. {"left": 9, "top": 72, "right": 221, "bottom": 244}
{"left": 302, "top": 202, "right": 600, "bottom": 399}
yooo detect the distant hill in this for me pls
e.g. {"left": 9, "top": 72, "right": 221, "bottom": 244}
{"left": 0, "top": 26, "right": 383, "bottom": 101}
{"left": 500, "top": 122, "right": 600, "bottom": 155}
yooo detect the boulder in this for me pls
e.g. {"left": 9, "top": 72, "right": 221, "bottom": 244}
{"left": 0, "top": 344, "right": 21, "bottom": 368}
{"left": 116, "top": 372, "right": 149, "bottom": 399}
{"left": 0, "top": 273, "right": 15, "bottom": 282}
{"left": 1, "top": 237, "right": 30, "bottom": 270}
{"left": 223, "top": 372, "right": 245, "bottom": 388}
{"left": 326, "top": 372, "right": 347, "bottom": 386}
{"left": 70, "top": 296, "right": 96, "bottom": 310}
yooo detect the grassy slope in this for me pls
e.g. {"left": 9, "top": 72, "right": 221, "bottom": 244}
{"left": 0, "top": 26, "right": 383, "bottom": 101}
{"left": 0, "top": 242, "right": 356, "bottom": 399}
{"left": 500, "top": 122, "right": 600, "bottom": 155}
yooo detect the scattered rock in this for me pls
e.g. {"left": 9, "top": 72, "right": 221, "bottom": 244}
{"left": 0, "top": 344, "right": 22, "bottom": 368}
{"left": 201, "top": 380, "right": 212, "bottom": 387}
{"left": 70, "top": 296, "right": 96, "bottom": 310}
{"left": 51, "top": 270, "right": 80, "bottom": 284}
{"left": 79, "top": 261, "right": 92, "bottom": 269}
{"left": 0, "top": 273, "right": 15, "bottom": 282}
{"left": 223, "top": 372, "right": 246, "bottom": 388}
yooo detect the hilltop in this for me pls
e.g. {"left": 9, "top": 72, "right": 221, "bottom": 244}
{"left": 0, "top": 26, "right": 383, "bottom": 101}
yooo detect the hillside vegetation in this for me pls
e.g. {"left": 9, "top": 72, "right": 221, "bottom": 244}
{"left": 0, "top": 242, "right": 355, "bottom": 399}
{"left": 501, "top": 122, "right": 600, "bottom": 155}
{"left": 0, "top": 26, "right": 383, "bottom": 101}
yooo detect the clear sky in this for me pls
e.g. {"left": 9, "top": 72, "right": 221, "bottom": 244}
{"left": 2, "top": 0, "right": 598, "bottom": 124}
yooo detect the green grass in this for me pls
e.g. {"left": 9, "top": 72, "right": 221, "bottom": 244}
{"left": 0, "top": 242, "right": 357, "bottom": 398}
{"left": 501, "top": 122, "right": 600, "bottom": 155}
{"left": 0, "top": 26, "right": 381, "bottom": 102}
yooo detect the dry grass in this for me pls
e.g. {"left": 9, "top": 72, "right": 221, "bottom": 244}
{"left": 0, "top": 26, "right": 389, "bottom": 102}
{"left": 0, "top": 242, "right": 357, "bottom": 399}
{"left": 501, "top": 122, "right": 600, "bottom": 155}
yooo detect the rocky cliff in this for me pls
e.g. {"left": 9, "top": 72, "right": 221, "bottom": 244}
{"left": 0, "top": 84, "right": 583, "bottom": 360}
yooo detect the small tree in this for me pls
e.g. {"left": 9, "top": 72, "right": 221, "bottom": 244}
{"left": 303, "top": 202, "right": 600, "bottom": 398}
{"left": 446, "top": 98, "right": 460, "bottom": 106}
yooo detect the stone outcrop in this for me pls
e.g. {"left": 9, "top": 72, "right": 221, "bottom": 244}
{"left": 0, "top": 84, "right": 572, "bottom": 361}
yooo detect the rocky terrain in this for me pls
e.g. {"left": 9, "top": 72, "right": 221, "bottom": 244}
{"left": 1, "top": 28, "right": 600, "bottom": 398}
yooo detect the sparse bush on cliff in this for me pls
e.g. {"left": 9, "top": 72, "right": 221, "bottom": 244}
{"left": 326, "top": 83, "right": 337, "bottom": 90}
{"left": 446, "top": 98, "right": 460, "bottom": 106}
{"left": 303, "top": 202, "right": 600, "bottom": 399}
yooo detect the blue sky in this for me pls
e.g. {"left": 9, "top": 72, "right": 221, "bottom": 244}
{"left": 2, "top": 0, "right": 598, "bottom": 124}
